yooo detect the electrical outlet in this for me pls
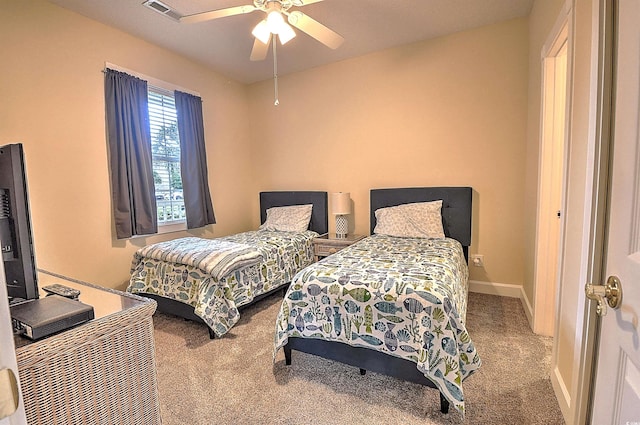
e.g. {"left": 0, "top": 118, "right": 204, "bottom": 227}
{"left": 470, "top": 254, "right": 484, "bottom": 267}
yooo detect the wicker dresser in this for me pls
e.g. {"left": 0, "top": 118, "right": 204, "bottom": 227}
{"left": 13, "top": 270, "right": 161, "bottom": 425}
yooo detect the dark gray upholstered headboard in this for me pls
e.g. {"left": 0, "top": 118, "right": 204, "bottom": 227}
{"left": 370, "top": 187, "right": 472, "bottom": 256}
{"left": 259, "top": 191, "right": 328, "bottom": 235}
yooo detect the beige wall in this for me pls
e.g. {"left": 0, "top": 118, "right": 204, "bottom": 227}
{"left": 0, "top": 0, "right": 253, "bottom": 289}
{"left": 247, "top": 18, "right": 529, "bottom": 286}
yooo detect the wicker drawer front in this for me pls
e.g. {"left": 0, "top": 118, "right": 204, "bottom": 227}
{"left": 314, "top": 243, "right": 345, "bottom": 257}
{"left": 313, "top": 235, "right": 365, "bottom": 259}
{"left": 18, "top": 317, "right": 160, "bottom": 425}
{"left": 19, "top": 317, "right": 160, "bottom": 425}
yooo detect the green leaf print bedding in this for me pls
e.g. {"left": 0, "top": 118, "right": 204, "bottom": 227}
{"left": 128, "top": 230, "right": 317, "bottom": 337}
{"left": 273, "top": 234, "right": 481, "bottom": 415}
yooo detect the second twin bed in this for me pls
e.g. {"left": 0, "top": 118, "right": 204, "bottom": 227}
{"left": 274, "top": 187, "right": 480, "bottom": 415}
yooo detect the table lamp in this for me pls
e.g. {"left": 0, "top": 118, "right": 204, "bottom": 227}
{"left": 331, "top": 192, "right": 351, "bottom": 238}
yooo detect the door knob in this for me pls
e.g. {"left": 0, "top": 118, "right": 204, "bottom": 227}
{"left": 585, "top": 275, "right": 622, "bottom": 317}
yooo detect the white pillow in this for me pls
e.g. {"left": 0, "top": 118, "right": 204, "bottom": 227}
{"left": 259, "top": 204, "right": 313, "bottom": 232}
{"left": 373, "top": 200, "right": 445, "bottom": 239}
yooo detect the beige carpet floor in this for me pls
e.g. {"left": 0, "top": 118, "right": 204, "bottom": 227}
{"left": 152, "top": 292, "right": 565, "bottom": 425}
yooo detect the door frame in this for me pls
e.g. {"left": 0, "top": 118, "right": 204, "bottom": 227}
{"left": 534, "top": 9, "right": 571, "bottom": 337}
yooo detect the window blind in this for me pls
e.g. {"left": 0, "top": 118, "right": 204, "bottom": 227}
{"left": 148, "top": 86, "right": 185, "bottom": 223}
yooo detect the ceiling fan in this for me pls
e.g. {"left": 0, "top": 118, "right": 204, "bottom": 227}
{"left": 180, "top": 0, "right": 344, "bottom": 61}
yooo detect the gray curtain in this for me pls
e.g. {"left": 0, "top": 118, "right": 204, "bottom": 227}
{"left": 175, "top": 91, "right": 216, "bottom": 229}
{"left": 104, "top": 69, "right": 157, "bottom": 239}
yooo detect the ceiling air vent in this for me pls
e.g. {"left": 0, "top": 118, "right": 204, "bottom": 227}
{"left": 142, "top": 0, "right": 182, "bottom": 21}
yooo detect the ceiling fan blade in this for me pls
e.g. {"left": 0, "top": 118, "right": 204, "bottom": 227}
{"left": 250, "top": 36, "right": 271, "bottom": 61}
{"left": 180, "top": 5, "right": 257, "bottom": 24}
{"left": 291, "top": 0, "right": 325, "bottom": 6}
{"left": 287, "top": 11, "right": 344, "bottom": 49}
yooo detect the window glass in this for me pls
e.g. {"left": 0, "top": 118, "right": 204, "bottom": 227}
{"left": 148, "top": 87, "right": 186, "bottom": 226}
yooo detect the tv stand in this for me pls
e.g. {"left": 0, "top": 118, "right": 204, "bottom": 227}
{"left": 14, "top": 270, "right": 161, "bottom": 425}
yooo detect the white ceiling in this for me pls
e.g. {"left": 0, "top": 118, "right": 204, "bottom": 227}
{"left": 47, "top": 0, "right": 534, "bottom": 84}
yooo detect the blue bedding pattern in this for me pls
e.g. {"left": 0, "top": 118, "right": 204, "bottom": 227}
{"left": 273, "top": 234, "right": 481, "bottom": 415}
{"left": 128, "top": 230, "right": 318, "bottom": 337}
{"left": 134, "top": 237, "right": 262, "bottom": 280}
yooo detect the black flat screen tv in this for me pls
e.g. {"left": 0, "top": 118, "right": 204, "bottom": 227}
{"left": 0, "top": 143, "right": 38, "bottom": 302}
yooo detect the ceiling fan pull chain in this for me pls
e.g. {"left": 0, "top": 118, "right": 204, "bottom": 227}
{"left": 273, "top": 35, "right": 279, "bottom": 106}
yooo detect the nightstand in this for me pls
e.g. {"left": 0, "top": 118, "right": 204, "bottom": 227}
{"left": 312, "top": 234, "right": 366, "bottom": 261}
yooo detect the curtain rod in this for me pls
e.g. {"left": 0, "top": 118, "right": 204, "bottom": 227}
{"left": 103, "top": 62, "right": 201, "bottom": 98}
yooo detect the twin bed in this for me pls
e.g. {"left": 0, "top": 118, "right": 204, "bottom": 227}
{"left": 274, "top": 187, "right": 480, "bottom": 415}
{"left": 127, "top": 187, "right": 479, "bottom": 415}
{"left": 128, "top": 191, "right": 328, "bottom": 338}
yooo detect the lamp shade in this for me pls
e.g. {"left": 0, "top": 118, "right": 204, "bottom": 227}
{"left": 277, "top": 22, "right": 296, "bottom": 44}
{"left": 331, "top": 192, "right": 351, "bottom": 215}
{"left": 252, "top": 20, "right": 271, "bottom": 44}
{"left": 266, "top": 10, "right": 285, "bottom": 33}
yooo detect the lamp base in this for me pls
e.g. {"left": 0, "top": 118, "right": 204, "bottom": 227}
{"left": 335, "top": 215, "right": 348, "bottom": 238}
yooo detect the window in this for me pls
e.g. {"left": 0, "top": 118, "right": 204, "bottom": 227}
{"left": 147, "top": 86, "right": 186, "bottom": 227}
{"left": 105, "top": 64, "right": 215, "bottom": 238}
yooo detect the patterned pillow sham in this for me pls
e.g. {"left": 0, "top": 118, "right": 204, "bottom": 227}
{"left": 373, "top": 200, "right": 445, "bottom": 239}
{"left": 259, "top": 204, "right": 313, "bottom": 232}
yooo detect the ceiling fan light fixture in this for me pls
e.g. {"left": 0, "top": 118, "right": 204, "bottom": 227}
{"left": 266, "top": 10, "right": 285, "bottom": 33}
{"left": 253, "top": 10, "right": 296, "bottom": 45}
{"left": 278, "top": 22, "right": 296, "bottom": 44}
{"left": 252, "top": 20, "right": 271, "bottom": 44}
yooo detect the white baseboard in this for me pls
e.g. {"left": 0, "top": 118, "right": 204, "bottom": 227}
{"left": 551, "top": 365, "right": 572, "bottom": 423}
{"left": 468, "top": 280, "right": 522, "bottom": 298}
{"left": 520, "top": 288, "right": 535, "bottom": 330}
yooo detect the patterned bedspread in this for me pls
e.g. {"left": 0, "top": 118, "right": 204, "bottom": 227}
{"left": 135, "top": 237, "right": 263, "bottom": 280}
{"left": 273, "top": 234, "right": 481, "bottom": 415}
{"left": 128, "top": 230, "right": 318, "bottom": 337}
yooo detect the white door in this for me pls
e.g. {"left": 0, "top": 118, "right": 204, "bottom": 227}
{"left": 590, "top": 0, "right": 640, "bottom": 423}
{"left": 0, "top": 260, "right": 27, "bottom": 425}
